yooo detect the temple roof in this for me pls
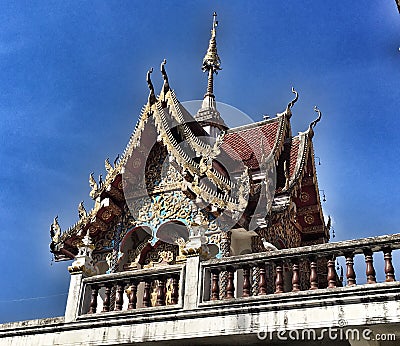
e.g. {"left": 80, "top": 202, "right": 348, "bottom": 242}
{"left": 50, "top": 83, "right": 326, "bottom": 260}
{"left": 49, "top": 16, "right": 328, "bottom": 260}
{"left": 222, "top": 116, "right": 286, "bottom": 170}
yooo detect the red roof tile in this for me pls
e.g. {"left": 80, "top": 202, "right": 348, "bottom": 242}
{"left": 221, "top": 120, "right": 281, "bottom": 170}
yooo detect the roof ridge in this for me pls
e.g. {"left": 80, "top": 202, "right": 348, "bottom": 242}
{"left": 226, "top": 116, "right": 281, "bottom": 134}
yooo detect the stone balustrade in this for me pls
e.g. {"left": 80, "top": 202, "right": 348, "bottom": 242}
{"left": 3, "top": 234, "right": 400, "bottom": 345}
{"left": 80, "top": 264, "right": 184, "bottom": 315}
{"left": 200, "top": 233, "right": 400, "bottom": 302}
{"left": 77, "top": 233, "right": 400, "bottom": 316}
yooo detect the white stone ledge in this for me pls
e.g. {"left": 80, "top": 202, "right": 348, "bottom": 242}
{"left": 1, "top": 282, "right": 400, "bottom": 345}
{"left": 202, "top": 232, "right": 400, "bottom": 268}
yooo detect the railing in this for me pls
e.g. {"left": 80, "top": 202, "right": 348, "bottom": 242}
{"left": 80, "top": 264, "right": 184, "bottom": 315}
{"left": 200, "top": 233, "right": 400, "bottom": 302}
{"left": 76, "top": 233, "right": 400, "bottom": 317}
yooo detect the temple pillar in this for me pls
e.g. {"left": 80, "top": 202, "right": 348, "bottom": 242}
{"left": 183, "top": 255, "right": 200, "bottom": 310}
{"left": 65, "top": 232, "right": 96, "bottom": 322}
{"left": 182, "top": 214, "right": 209, "bottom": 309}
{"left": 219, "top": 231, "right": 232, "bottom": 298}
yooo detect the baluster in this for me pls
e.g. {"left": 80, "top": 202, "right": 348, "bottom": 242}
{"left": 364, "top": 249, "right": 376, "bottom": 284}
{"left": 211, "top": 269, "right": 220, "bottom": 300}
{"left": 128, "top": 281, "right": 137, "bottom": 310}
{"left": 171, "top": 275, "right": 179, "bottom": 305}
{"left": 292, "top": 261, "right": 300, "bottom": 292}
{"left": 251, "top": 266, "right": 260, "bottom": 296}
{"left": 345, "top": 253, "right": 356, "bottom": 286}
{"left": 383, "top": 248, "right": 395, "bottom": 282}
{"left": 225, "top": 267, "right": 235, "bottom": 299}
{"left": 258, "top": 263, "right": 267, "bottom": 295}
{"left": 88, "top": 284, "right": 99, "bottom": 314}
{"left": 143, "top": 280, "right": 151, "bottom": 307}
{"left": 309, "top": 259, "right": 318, "bottom": 290}
{"left": 327, "top": 258, "right": 336, "bottom": 288}
{"left": 242, "top": 266, "right": 251, "bottom": 297}
{"left": 275, "top": 262, "right": 284, "bottom": 294}
{"left": 115, "top": 281, "right": 124, "bottom": 311}
{"left": 102, "top": 284, "right": 112, "bottom": 312}
{"left": 156, "top": 277, "right": 166, "bottom": 306}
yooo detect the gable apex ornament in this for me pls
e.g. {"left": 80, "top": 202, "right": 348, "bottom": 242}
{"left": 309, "top": 106, "right": 322, "bottom": 138}
{"left": 202, "top": 12, "right": 221, "bottom": 99}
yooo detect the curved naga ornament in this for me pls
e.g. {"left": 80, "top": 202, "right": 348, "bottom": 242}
{"left": 237, "top": 166, "right": 250, "bottom": 209}
{"left": 105, "top": 158, "right": 113, "bottom": 174}
{"left": 285, "top": 87, "right": 299, "bottom": 118}
{"left": 161, "top": 59, "right": 170, "bottom": 96}
{"left": 78, "top": 201, "right": 87, "bottom": 219}
{"left": 89, "top": 172, "right": 98, "bottom": 198}
{"left": 146, "top": 67, "right": 156, "bottom": 106}
{"left": 308, "top": 106, "right": 322, "bottom": 137}
{"left": 50, "top": 215, "right": 61, "bottom": 249}
{"left": 209, "top": 130, "right": 225, "bottom": 158}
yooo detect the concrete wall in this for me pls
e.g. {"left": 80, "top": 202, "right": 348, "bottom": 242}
{"left": 1, "top": 282, "right": 400, "bottom": 345}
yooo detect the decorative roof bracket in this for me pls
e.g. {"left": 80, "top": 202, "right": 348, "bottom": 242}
{"left": 286, "top": 87, "right": 299, "bottom": 119}
{"left": 308, "top": 106, "right": 322, "bottom": 138}
{"left": 146, "top": 67, "right": 157, "bottom": 106}
{"left": 161, "top": 59, "right": 170, "bottom": 100}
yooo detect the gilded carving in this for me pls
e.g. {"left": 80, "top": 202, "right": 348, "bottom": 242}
{"left": 304, "top": 214, "right": 315, "bottom": 225}
{"left": 143, "top": 242, "right": 178, "bottom": 267}
{"left": 302, "top": 225, "right": 325, "bottom": 234}
{"left": 89, "top": 173, "right": 98, "bottom": 198}
{"left": 132, "top": 157, "right": 142, "bottom": 169}
{"left": 50, "top": 216, "right": 61, "bottom": 244}
{"left": 300, "top": 192, "right": 310, "bottom": 203}
{"left": 298, "top": 205, "right": 319, "bottom": 216}
{"left": 101, "top": 210, "right": 112, "bottom": 221}
{"left": 128, "top": 191, "right": 194, "bottom": 229}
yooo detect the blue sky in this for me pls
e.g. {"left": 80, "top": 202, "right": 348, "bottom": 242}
{"left": 0, "top": 1, "right": 399, "bottom": 323}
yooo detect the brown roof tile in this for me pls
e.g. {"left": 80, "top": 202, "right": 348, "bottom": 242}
{"left": 221, "top": 120, "right": 281, "bottom": 169}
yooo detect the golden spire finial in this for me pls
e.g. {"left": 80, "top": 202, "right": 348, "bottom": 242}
{"left": 202, "top": 12, "right": 221, "bottom": 98}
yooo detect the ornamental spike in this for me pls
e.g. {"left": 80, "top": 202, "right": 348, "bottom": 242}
{"left": 286, "top": 87, "right": 299, "bottom": 118}
{"left": 161, "top": 59, "right": 170, "bottom": 96}
{"left": 105, "top": 158, "right": 113, "bottom": 174}
{"left": 89, "top": 172, "right": 97, "bottom": 189}
{"left": 202, "top": 12, "right": 221, "bottom": 98}
{"left": 308, "top": 106, "right": 322, "bottom": 138}
{"left": 146, "top": 67, "right": 156, "bottom": 106}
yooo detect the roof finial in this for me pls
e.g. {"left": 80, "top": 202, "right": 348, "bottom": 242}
{"left": 202, "top": 12, "right": 221, "bottom": 98}
{"left": 146, "top": 67, "right": 156, "bottom": 105}
{"left": 285, "top": 87, "right": 299, "bottom": 119}
{"left": 308, "top": 106, "right": 322, "bottom": 138}
{"left": 161, "top": 59, "right": 170, "bottom": 98}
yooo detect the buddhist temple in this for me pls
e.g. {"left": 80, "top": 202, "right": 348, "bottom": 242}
{"left": 2, "top": 12, "right": 400, "bottom": 346}
{"left": 50, "top": 13, "right": 330, "bottom": 293}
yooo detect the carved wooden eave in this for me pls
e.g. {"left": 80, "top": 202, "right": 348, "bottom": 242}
{"left": 282, "top": 128, "right": 328, "bottom": 242}
{"left": 284, "top": 129, "right": 311, "bottom": 193}
{"left": 146, "top": 82, "right": 255, "bottom": 214}
{"left": 153, "top": 89, "right": 235, "bottom": 192}
{"left": 50, "top": 102, "right": 153, "bottom": 260}
{"left": 49, "top": 58, "right": 324, "bottom": 261}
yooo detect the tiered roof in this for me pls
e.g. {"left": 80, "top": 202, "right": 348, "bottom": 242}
{"left": 50, "top": 13, "right": 329, "bottom": 261}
